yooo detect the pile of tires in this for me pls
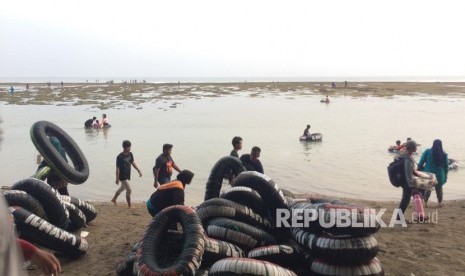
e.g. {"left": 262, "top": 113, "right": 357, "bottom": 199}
{"left": 4, "top": 178, "right": 96, "bottom": 257}
{"left": 191, "top": 169, "right": 300, "bottom": 274}
{"left": 117, "top": 155, "right": 385, "bottom": 275}
{"left": 289, "top": 199, "right": 384, "bottom": 275}
{"left": 116, "top": 205, "right": 207, "bottom": 276}
{"left": 2, "top": 120, "right": 94, "bottom": 258}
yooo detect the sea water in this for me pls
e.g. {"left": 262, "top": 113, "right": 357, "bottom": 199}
{"left": 0, "top": 91, "right": 464, "bottom": 205}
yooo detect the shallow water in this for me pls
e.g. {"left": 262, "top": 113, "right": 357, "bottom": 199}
{"left": 1, "top": 91, "right": 464, "bottom": 205}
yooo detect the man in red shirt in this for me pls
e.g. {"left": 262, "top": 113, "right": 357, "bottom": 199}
{"left": 153, "top": 144, "right": 181, "bottom": 188}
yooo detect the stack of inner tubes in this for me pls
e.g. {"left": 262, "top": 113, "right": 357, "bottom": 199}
{"left": 2, "top": 120, "right": 94, "bottom": 258}
{"left": 204, "top": 156, "right": 246, "bottom": 200}
{"left": 117, "top": 205, "right": 206, "bottom": 276}
{"left": 289, "top": 198, "right": 384, "bottom": 275}
{"left": 4, "top": 178, "right": 96, "bottom": 257}
{"left": 117, "top": 155, "right": 385, "bottom": 275}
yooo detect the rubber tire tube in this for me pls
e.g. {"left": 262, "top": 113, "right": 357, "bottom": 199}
{"left": 62, "top": 200, "right": 87, "bottom": 232}
{"left": 220, "top": 186, "right": 266, "bottom": 216}
{"left": 280, "top": 188, "right": 296, "bottom": 199}
{"left": 60, "top": 195, "right": 97, "bottom": 223}
{"left": 247, "top": 245, "right": 306, "bottom": 272}
{"left": 289, "top": 201, "right": 380, "bottom": 236}
{"left": 134, "top": 205, "right": 205, "bottom": 276}
{"left": 310, "top": 257, "right": 384, "bottom": 276}
{"left": 204, "top": 156, "right": 245, "bottom": 201}
{"left": 201, "top": 237, "right": 245, "bottom": 268}
{"left": 207, "top": 217, "right": 276, "bottom": 247}
{"left": 196, "top": 198, "right": 272, "bottom": 232}
{"left": 232, "top": 171, "right": 291, "bottom": 241}
{"left": 291, "top": 228, "right": 379, "bottom": 265}
{"left": 209, "top": 257, "right": 298, "bottom": 276}
{"left": 115, "top": 252, "right": 136, "bottom": 276}
{"left": 206, "top": 225, "right": 261, "bottom": 252}
{"left": 10, "top": 206, "right": 88, "bottom": 257}
{"left": 2, "top": 190, "right": 47, "bottom": 219}
{"left": 11, "top": 178, "right": 69, "bottom": 229}
{"left": 30, "top": 120, "right": 89, "bottom": 184}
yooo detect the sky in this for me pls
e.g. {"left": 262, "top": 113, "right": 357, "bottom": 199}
{"left": 1, "top": 0, "right": 465, "bottom": 80}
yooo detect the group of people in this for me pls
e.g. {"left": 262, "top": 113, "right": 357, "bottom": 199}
{"left": 397, "top": 139, "right": 449, "bottom": 220}
{"left": 84, "top": 114, "right": 110, "bottom": 129}
{"left": 389, "top": 137, "right": 414, "bottom": 153}
{"left": 110, "top": 136, "right": 265, "bottom": 220}
{"left": 321, "top": 95, "right": 330, "bottom": 103}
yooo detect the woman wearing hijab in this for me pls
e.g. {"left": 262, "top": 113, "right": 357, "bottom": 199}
{"left": 418, "top": 139, "right": 449, "bottom": 207}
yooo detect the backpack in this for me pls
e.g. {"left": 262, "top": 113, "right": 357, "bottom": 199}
{"left": 387, "top": 156, "right": 407, "bottom": 187}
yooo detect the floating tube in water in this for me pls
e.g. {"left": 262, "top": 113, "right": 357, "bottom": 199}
{"left": 299, "top": 133, "right": 323, "bottom": 141}
{"left": 209, "top": 257, "right": 297, "bottom": 276}
{"left": 291, "top": 228, "right": 379, "bottom": 265}
{"left": 247, "top": 245, "right": 306, "bottom": 272}
{"left": 10, "top": 206, "right": 88, "bottom": 257}
{"left": 310, "top": 257, "right": 384, "bottom": 276}
{"left": 2, "top": 190, "right": 47, "bottom": 219}
{"left": 30, "top": 120, "right": 89, "bottom": 184}
{"left": 134, "top": 205, "right": 205, "bottom": 276}
{"left": 60, "top": 195, "right": 97, "bottom": 223}
{"left": 202, "top": 237, "right": 245, "bottom": 268}
{"left": 204, "top": 156, "right": 246, "bottom": 200}
{"left": 196, "top": 198, "right": 272, "bottom": 232}
{"left": 220, "top": 186, "right": 266, "bottom": 216}
{"left": 11, "top": 178, "right": 69, "bottom": 229}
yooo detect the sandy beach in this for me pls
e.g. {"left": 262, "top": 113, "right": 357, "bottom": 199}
{"left": 24, "top": 197, "right": 465, "bottom": 276}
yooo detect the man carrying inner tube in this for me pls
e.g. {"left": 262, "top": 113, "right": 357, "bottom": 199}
{"left": 146, "top": 170, "right": 194, "bottom": 217}
{"left": 36, "top": 136, "right": 70, "bottom": 195}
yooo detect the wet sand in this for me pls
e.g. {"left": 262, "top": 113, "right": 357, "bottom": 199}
{"left": 2, "top": 82, "right": 465, "bottom": 110}
{"left": 26, "top": 198, "right": 465, "bottom": 276}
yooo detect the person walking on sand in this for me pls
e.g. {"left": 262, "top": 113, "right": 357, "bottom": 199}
{"left": 146, "top": 170, "right": 194, "bottom": 217}
{"left": 417, "top": 139, "right": 449, "bottom": 207}
{"left": 397, "top": 140, "right": 421, "bottom": 218}
{"left": 240, "top": 146, "right": 264, "bottom": 174}
{"left": 111, "top": 140, "right": 142, "bottom": 208}
{"left": 153, "top": 144, "right": 181, "bottom": 188}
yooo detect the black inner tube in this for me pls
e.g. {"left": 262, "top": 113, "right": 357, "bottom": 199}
{"left": 30, "top": 120, "right": 89, "bottom": 184}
